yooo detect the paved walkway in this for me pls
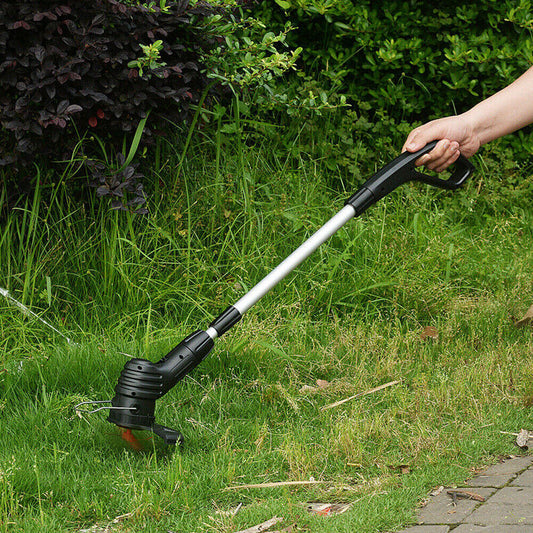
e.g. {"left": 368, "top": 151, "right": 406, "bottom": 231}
{"left": 395, "top": 455, "right": 533, "bottom": 533}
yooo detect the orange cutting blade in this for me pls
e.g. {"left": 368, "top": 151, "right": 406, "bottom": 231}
{"left": 119, "top": 427, "right": 143, "bottom": 451}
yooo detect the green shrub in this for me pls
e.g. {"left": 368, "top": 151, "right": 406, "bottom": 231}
{"left": 0, "top": 0, "right": 316, "bottom": 210}
{"left": 259, "top": 1, "right": 533, "bottom": 112}
{"left": 250, "top": 0, "right": 533, "bottom": 177}
{"left": 0, "top": 0, "right": 228, "bottom": 211}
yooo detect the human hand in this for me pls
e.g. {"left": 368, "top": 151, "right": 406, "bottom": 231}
{"left": 402, "top": 115, "right": 481, "bottom": 172}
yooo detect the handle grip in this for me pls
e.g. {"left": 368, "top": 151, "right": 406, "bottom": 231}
{"left": 346, "top": 141, "right": 474, "bottom": 215}
{"left": 407, "top": 141, "right": 474, "bottom": 190}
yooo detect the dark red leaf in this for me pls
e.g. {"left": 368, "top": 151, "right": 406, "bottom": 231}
{"left": 92, "top": 14, "right": 105, "bottom": 25}
{"left": 13, "top": 21, "right": 31, "bottom": 30}
{"left": 123, "top": 166, "right": 135, "bottom": 179}
{"left": 57, "top": 100, "right": 70, "bottom": 114}
{"left": 30, "top": 123, "right": 43, "bottom": 136}
{"left": 32, "top": 45, "right": 46, "bottom": 63}
{"left": 96, "top": 185, "right": 109, "bottom": 197}
{"left": 34, "top": 12, "right": 57, "bottom": 22}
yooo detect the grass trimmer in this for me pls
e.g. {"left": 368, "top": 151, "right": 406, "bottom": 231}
{"left": 76, "top": 141, "right": 473, "bottom": 446}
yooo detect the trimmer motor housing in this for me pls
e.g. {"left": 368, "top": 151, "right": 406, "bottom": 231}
{"left": 107, "top": 330, "right": 215, "bottom": 445}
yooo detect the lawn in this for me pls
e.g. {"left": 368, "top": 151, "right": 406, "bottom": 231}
{"left": 1, "top": 132, "right": 532, "bottom": 532}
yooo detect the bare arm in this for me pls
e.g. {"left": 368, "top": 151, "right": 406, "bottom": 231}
{"left": 465, "top": 66, "right": 533, "bottom": 143}
{"left": 403, "top": 66, "right": 533, "bottom": 171}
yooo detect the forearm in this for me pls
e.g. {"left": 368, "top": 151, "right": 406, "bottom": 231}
{"left": 461, "top": 66, "right": 533, "bottom": 145}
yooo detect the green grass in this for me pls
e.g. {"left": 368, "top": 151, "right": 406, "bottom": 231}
{"left": 1, "top": 125, "right": 532, "bottom": 532}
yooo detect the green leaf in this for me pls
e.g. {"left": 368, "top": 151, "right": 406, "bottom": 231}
{"left": 275, "top": 0, "right": 291, "bottom": 9}
{"left": 220, "top": 123, "right": 240, "bottom": 134}
{"left": 46, "top": 276, "right": 52, "bottom": 306}
{"left": 121, "top": 111, "right": 151, "bottom": 169}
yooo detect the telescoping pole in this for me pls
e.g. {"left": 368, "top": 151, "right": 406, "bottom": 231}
{"left": 205, "top": 204, "right": 357, "bottom": 340}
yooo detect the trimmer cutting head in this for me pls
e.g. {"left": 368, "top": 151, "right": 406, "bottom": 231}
{"left": 106, "top": 363, "right": 183, "bottom": 446}
{"left": 105, "top": 329, "right": 216, "bottom": 445}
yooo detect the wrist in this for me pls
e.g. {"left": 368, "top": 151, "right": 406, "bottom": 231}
{"left": 459, "top": 107, "right": 488, "bottom": 146}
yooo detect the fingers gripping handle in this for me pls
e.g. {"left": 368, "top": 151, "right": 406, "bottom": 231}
{"left": 346, "top": 141, "right": 474, "bottom": 215}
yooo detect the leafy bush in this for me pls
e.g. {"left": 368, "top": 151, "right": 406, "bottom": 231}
{"left": 259, "top": 1, "right": 533, "bottom": 112}
{"left": 0, "top": 0, "right": 221, "bottom": 207}
{"left": 251, "top": 1, "right": 533, "bottom": 177}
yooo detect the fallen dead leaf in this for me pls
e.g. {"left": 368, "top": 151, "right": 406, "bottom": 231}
{"left": 305, "top": 502, "right": 352, "bottom": 516}
{"left": 430, "top": 486, "right": 444, "bottom": 497}
{"left": 516, "top": 429, "right": 532, "bottom": 449}
{"left": 234, "top": 516, "right": 283, "bottom": 533}
{"left": 299, "top": 379, "right": 330, "bottom": 394}
{"left": 515, "top": 304, "right": 533, "bottom": 327}
{"left": 387, "top": 464, "right": 411, "bottom": 474}
{"left": 420, "top": 326, "right": 438, "bottom": 340}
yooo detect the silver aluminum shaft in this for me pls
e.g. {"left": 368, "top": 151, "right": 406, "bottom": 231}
{"left": 233, "top": 204, "right": 357, "bottom": 315}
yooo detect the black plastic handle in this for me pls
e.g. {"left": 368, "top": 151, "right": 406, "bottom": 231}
{"left": 407, "top": 141, "right": 474, "bottom": 190}
{"left": 346, "top": 141, "right": 474, "bottom": 216}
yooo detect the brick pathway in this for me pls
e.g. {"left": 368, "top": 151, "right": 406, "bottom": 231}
{"left": 395, "top": 455, "right": 533, "bottom": 533}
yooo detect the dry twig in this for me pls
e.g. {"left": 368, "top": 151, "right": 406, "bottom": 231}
{"left": 447, "top": 489, "right": 485, "bottom": 503}
{"left": 226, "top": 480, "right": 324, "bottom": 491}
{"left": 321, "top": 380, "right": 400, "bottom": 410}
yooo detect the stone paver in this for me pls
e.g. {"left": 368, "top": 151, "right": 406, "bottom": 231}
{"left": 395, "top": 526, "right": 449, "bottom": 533}
{"left": 467, "top": 455, "right": 533, "bottom": 488}
{"left": 464, "top": 502, "right": 533, "bottom": 525}
{"left": 484, "top": 485, "right": 533, "bottom": 505}
{"left": 511, "top": 467, "right": 533, "bottom": 487}
{"left": 453, "top": 526, "right": 533, "bottom": 533}
{"left": 417, "top": 487, "right": 495, "bottom": 525}
{"left": 393, "top": 455, "right": 533, "bottom": 532}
